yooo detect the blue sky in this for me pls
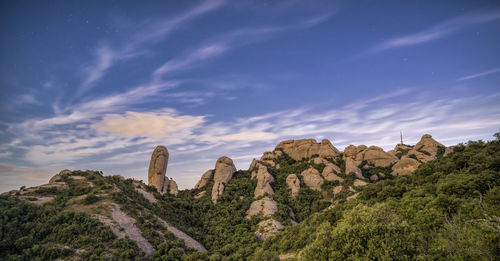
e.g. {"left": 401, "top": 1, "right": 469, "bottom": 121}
{"left": 1, "top": 0, "right": 500, "bottom": 192}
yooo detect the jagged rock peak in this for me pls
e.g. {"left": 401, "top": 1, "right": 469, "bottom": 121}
{"left": 148, "top": 145, "right": 169, "bottom": 193}
{"left": 253, "top": 164, "right": 274, "bottom": 198}
{"left": 194, "top": 169, "right": 214, "bottom": 189}
{"left": 275, "top": 138, "right": 340, "bottom": 161}
{"left": 211, "top": 156, "right": 237, "bottom": 204}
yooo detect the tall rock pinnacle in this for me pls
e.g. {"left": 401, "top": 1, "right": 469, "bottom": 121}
{"left": 148, "top": 145, "right": 169, "bottom": 193}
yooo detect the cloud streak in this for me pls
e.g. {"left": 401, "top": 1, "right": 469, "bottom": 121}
{"left": 370, "top": 9, "right": 500, "bottom": 53}
{"left": 456, "top": 67, "right": 500, "bottom": 81}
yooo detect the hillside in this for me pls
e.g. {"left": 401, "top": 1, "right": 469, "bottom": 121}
{"left": 1, "top": 133, "right": 499, "bottom": 260}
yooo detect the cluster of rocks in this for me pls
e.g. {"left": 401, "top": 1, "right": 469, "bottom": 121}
{"left": 192, "top": 134, "right": 448, "bottom": 240}
{"left": 193, "top": 156, "right": 237, "bottom": 204}
{"left": 148, "top": 146, "right": 178, "bottom": 195}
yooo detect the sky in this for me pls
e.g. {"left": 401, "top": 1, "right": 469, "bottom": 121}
{"left": 1, "top": 0, "right": 500, "bottom": 192}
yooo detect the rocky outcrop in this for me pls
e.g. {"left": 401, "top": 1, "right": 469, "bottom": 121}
{"left": 253, "top": 164, "right": 275, "bottom": 198}
{"left": 362, "top": 146, "right": 398, "bottom": 167}
{"left": 275, "top": 139, "right": 340, "bottom": 161}
{"left": 248, "top": 159, "right": 258, "bottom": 171}
{"left": 286, "top": 174, "right": 300, "bottom": 198}
{"left": 322, "top": 164, "right": 343, "bottom": 182}
{"left": 255, "top": 219, "right": 284, "bottom": 240}
{"left": 163, "top": 178, "right": 178, "bottom": 196}
{"left": 260, "top": 152, "right": 277, "bottom": 167}
{"left": 49, "top": 169, "right": 72, "bottom": 183}
{"left": 148, "top": 146, "right": 169, "bottom": 193}
{"left": 246, "top": 197, "right": 278, "bottom": 219}
{"left": 345, "top": 157, "right": 364, "bottom": 179}
{"left": 194, "top": 169, "right": 214, "bottom": 189}
{"left": 392, "top": 157, "right": 420, "bottom": 176}
{"left": 211, "top": 156, "right": 237, "bottom": 204}
{"left": 406, "top": 134, "right": 446, "bottom": 163}
{"left": 300, "top": 167, "right": 323, "bottom": 191}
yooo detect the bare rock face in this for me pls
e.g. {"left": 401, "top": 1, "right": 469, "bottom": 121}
{"left": 246, "top": 197, "right": 278, "bottom": 219}
{"left": 392, "top": 158, "right": 420, "bottom": 176}
{"left": 148, "top": 146, "right": 169, "bottom": 193}
{"left": 345, "top": 157, "right": 364, "bottom": 179}
{"left": 353, "top": 179, "right": 368, "bottom": 187}
{"left": 343, "top": 145, "right": 364, "bottom": 179}
{"left": 194, "top": 169, "right": 214, "bottom": 189}
{"left": 275, "top": 139, "right": 340, "bottom": 161}
{"left": 255, "top": 219, "right": 284, "bottom": 240}
{"left": 300, "top": 167, "right": 323, "bottom": 191}
{"left": 211, "top": 156, "right": 237, "bottom": 204}
{"left": 406, "top": 134, "right": 446, "bottom": 163}
{"left": 322, "top": 164, "right": 343, "bottom": 182}
{"left": 159, "top": 177, "right": 179, "bottom": 196}
{"left": 167, "top": 179, "right": 179, "bottom": 195}
{"left": 254, "top": 164, "right": 275, "bottom": 198}
{"left": 49, "top": 169, "right": 72, "bottom": 183}
{"left": 362, "top": 146, "right": 398, "bottom": 167}
{"left": 260, "top": 152, "right": 276, "bottom": 167}
{"left": 248, "top": 159, "right": 258, "bottom": 171}
{"left": 286, "top": 174, "right": 300, "bottom": 198}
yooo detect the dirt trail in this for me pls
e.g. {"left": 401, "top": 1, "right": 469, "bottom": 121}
{"left": 135, "top": 187, "right": 157, "bottom": 203}
{"left": 156, "top": 216, "right": 207, "bottom": 252}
{"left": 104, "top": 203, "right": 155, "bottom": 256}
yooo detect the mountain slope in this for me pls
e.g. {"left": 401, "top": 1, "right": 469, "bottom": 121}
{"left": 1, "top": 134, "right": 499, "bottom": 260}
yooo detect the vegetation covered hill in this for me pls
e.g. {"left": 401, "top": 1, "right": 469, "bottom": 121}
{"left": 1, "top": 134, "right": 499, "bottom": 260}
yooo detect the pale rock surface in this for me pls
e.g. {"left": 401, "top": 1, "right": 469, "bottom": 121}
{"left": 246, "top": 197, "right": 278, "bottom": 219}
{"left": 148, "top": 146, "right": 169, "bottom": 193}
{"left": 248, "top": 159, "right": 258, "bottom": 171}
{"left": 370, "top": 174, "right": 379, "bottom": 181}
{"left": 345, "top": 157, "right": 364, "bottom": 179}
{"left": 362, "top": 146, "right": 398, "bottom": 167}
{"left": 275, "top": 139, "right": 339, "bottom": 161}
{"left": 300, "top": 167, "right": 323, "bottom": 191}
{"left": 194, "top": 191, "right": 206, "bottom": 199}
{"left": 211, "top": 156, "right": 237, "bottom": 204}
{"left": 333, "top": 186, "right": 343, "bottom": 195}
{"left": 254, "top": 164, "right": 275, "bottom": 198}
{"left": 260, "top": 152, "right": 276, "bottom": 167}
{"left": 194, "top": 169, "right": 213, "bottom": 189}
{"left": 159, "top": 177, "right": 178, "bottom": 196}
{"left": 286, "top": 174, "right": 300, "bottom": 198}
{"left": 353, "top": 179, "right": 368, "bottom": 187}
{"left": 392, "top": 157, "right": 420, "bottom": 176}
{"left": 255, "top": 219, "right": 284, "bottom": 240}
{"left": 322, "top": 164, "right": 343, "bottom": 182}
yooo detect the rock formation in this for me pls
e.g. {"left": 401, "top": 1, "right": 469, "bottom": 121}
{"left": 321, "top": 164, "right": 343, "bottom": 182}
{"left": 275, "top": 139, "right": 340, "bottom": 161}
{"left": 255, "top": 219, "right": 284, "bottom": 240}
{"left": 211, "top": 156, "right": 237, "bottom": 204}
{"left": 260, "top": 152, "right": 277, "bottom": 167}
{"left": 392, "top": 157, "right": 420, "bottom": 176}
{"left": 147, "top": 146, "right": 178, "bottom": 195}
{"left": 300, "top": 167, "right": 323, "bottom": 191}
{"left": 162, "top": 178, "right": 179, "bottom": 196}
{"left": 286, "top": 174, "right": 300, "bottom": 198}
{"left": 406, "top": 134, "right": 446, "bottom": 163}
{"left": 362, "top": 146, "right": 398, "bottom": 167}
{"left": 194, "top": 169, "right": 214, "bottom": 189}
{"left": 148, "top": 146, "right": 169, "bottom": 192}
{"left": 246, "top": 197, "right": 278, "bottom": 219}
{"left": 253, "top": 164, "right": 274, "bottom": 198}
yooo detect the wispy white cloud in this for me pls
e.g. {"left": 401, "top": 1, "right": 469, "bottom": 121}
{"left": 78, "top": 44, "right": 114, "bottom": 96}
{"left": 370, "top": 9, "right": 500, "bottom": 53}
{"left": 153, "top": 13, "right": 333, "bottom": 80}
{"left": 77, "top": 0, "right": 227, "bottom": 96}
{"left": 456, "top": 67, "right": 500, "bottom": 81}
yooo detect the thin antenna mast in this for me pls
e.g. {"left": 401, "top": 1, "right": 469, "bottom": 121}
{"left": 400, "top": 131, "right": 403, "bottom": 145}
